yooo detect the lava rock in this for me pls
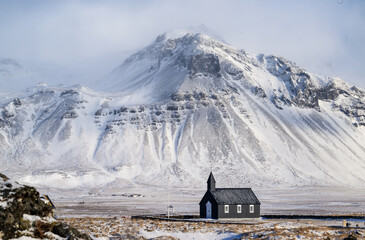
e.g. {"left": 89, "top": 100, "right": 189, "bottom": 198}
{"left": 0, "top": 173, "right": 90, "bottom": 239}
{"left": 51, "top": 222, "right": 91, "bottom": 240}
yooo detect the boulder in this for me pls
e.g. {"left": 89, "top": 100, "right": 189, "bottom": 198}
{"left": 0, "top": 173, "right": 90, "bottom": 239}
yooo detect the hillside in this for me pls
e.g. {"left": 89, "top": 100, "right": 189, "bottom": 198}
{"left": 1, "top": 32, "right": 365, "bottom": 189}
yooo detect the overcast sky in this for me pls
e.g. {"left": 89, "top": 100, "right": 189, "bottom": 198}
{"left": 0, "top": 0, "right": 364, "bottom": 89}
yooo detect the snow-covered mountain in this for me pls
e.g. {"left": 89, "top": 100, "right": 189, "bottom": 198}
{"left": 1, "top": 32, "right": 365, "bottom": 189}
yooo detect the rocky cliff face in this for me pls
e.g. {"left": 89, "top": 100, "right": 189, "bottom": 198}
{"left": 0, "top": 173, "right": 90, "bottom": 239}
{"left": 102, "top": 33, "right": 365, "bottom": 127}
{"left": 1, "top": 32, "right": 365, "bottom": 189}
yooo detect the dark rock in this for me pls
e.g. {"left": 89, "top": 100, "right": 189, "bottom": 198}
{"left": 13, "top": 98, "right": 22, "bottom": 106}
{"left": 60, "top": 89, "right": 78, "bottom": 96}
{"left": 210, "top": 94, "right": 218, "bottom": 100}
{"left": 167, "top": 105, "right": 179, "bottom": 111}
{"left": 223, "top": 62, "right": 244, "bottom": 80}
{"left": 62, "top": 111, "right": 78, "bottom": 119}
{"left": 350, "top": 86, "right": 365, "bottom": 97}
{"left": 193, "top": 92, "right": 208, "bottom": 100}
{"left": 120, "top": 107, "right": 128, "bottom": 112}
{"left": 297, "top": 71, "right": 310, "bottom": 79}
{"left": 316, "top": 83, "right": 340, "bottom": 101}
{"left": 184, "top": 103, "right": 195, "bottom": 110}
{"left": 187, "top": 53, "right": 221, "bottom": 77}
{"left": 279, "top": 95, "right": 293, "bottom": 106}
{"left": 343, "top": 234, "right": 357, "bottom": 240}
{"left": 95, "top": 109, "right": 103, "bottom": 116}
{"left": 155, "top": 111, "right": 163, "bottom": 116}
{"left": 215, "top": 101, "right": 225, "bottom": 108}
{"left": 265, "top": 55, "right": 322, "bottom": 108}
{"left": 271, "top": 95, "right": 283, "bottom": 110}
{"left": 171, "top": 112, "right": 180, "bottom": 118}
{"left": 171, "top": 93, "right": 184, "bottom": 102}
{"left": 201, "top": 101, "right": 209, "bottom": 107}
{"left": 0, "top": 173, "right": 90, "bottom": 239}
{"left": 34, "top": 220, "right": 53, "bottom": 238}
{"left": 184, "top": 93, "right": 193, "bottom": 101}
{"left": 0, "top": 118, "right": 11, "bottom": 128}
{"left": 0, "top": 173, "right": 9, "bottom": 181}
{"left": 251, "top": 86, "right": 267, "bottom": 98}
{"left": 51, "top": 222, "right": 91, "bottom": 240}
{"left": 0, "top": 178, "right": 53, "bottom": 239}
{"left": 2, "top": 110, "right": 14, "bottom": 119}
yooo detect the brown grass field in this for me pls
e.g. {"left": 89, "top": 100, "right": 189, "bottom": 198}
{"left": 62, "top": 216, "right": 365, "bottom": 239}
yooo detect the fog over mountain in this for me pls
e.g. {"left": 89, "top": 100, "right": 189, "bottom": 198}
{"left": 0, "top": 0, "right": 364, "bottom": 91}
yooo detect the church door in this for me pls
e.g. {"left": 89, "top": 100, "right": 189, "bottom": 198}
{"left": 206, "top": 201, "right": 212, "bottom": 218}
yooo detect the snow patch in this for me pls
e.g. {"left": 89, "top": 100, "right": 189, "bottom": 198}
{"left": 0, "top": 201, "right": 7, "bottom": 208}
{"left": 140, "top": 230, "right": 242, "bottom": 240}
{"left": 22, "top": 214, "right": 41, "bottom": 223}
{"left": 19, "top": 172, "right": 115, "bottom": 189}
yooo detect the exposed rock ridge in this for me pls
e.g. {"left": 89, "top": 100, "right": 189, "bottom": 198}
{"left": 0, "top": 173, "right": 90, "bottom": 239}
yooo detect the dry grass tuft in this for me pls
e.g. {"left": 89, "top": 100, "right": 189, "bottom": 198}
{"left": 34, "top": 220, "right": 53, "bottom": 238}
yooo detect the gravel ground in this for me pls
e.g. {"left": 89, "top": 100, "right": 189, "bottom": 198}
{"left": 62, "top": 216, "right": 365, "bottom": 239}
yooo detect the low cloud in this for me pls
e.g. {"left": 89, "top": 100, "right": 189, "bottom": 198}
{"left": 0, "top": 0, "right": 364, "bottom": 88}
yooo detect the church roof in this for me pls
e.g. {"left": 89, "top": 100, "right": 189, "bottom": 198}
{"left": 210, "top": 188, "right": 260, "bottom": 205}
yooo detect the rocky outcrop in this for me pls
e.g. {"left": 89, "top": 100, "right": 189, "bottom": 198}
{"left": 264, "top": 55, "right": 320, "bottom": 109}
{"left": 187, "top": 53, "right": 221, "bottom": 77}
{"left": 332, "top": 85, "right": 365, "bottom": 127}
{"left": 0, "top": 173, "right": 90, "bottom": 240}
{"left": 262, "top": 55, "right": 365, "bottom": 126}
{"left": 62, "top": 111, "right": 78, "bottom": 119}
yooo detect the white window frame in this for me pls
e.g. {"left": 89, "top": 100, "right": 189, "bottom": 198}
{"left": 249, "top": 205, "right": 254, "bottom": 213}
{"left": 237, "top": 205, "right": 242, "bottom": 213}
{"left": 224, "top": 205, "right": 229, "bottom": 213}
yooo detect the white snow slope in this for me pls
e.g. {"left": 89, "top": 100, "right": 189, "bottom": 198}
{"left": 1, "top": 32, "right": 365, "bottom": 189}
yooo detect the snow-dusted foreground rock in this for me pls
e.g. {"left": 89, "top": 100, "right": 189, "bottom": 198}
{"left": 0, "top": 173, "right": 90, "bottom": 240}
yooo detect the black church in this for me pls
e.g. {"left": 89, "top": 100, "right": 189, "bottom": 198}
{"left": 199, "top": 172, "right": 260, "bottom": 219}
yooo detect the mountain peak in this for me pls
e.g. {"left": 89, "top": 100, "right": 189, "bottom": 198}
{"left": 100, "top": 30, "right": 324, "bottom": 104}
{"left": 155, "top": 25, "right": 226, "bottom": 44}
{"left": 98, "top": 30, "right": 235, "bottom": 101}
{"left": 98, "top": 29, "right": 365, "bottom": 126}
